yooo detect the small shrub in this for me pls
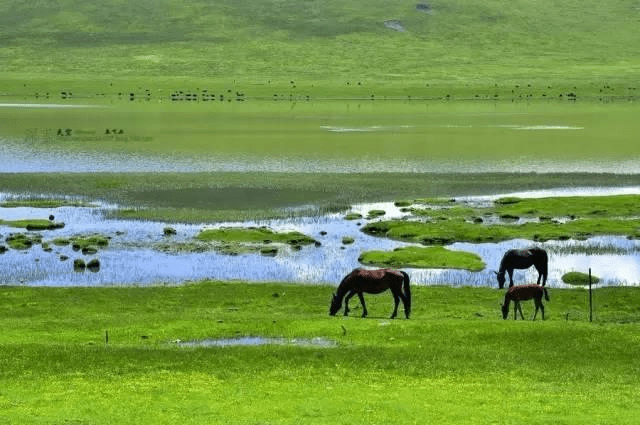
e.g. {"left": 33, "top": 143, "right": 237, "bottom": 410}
{"left": 394, "top": 200, "right": 412, "bottom": 207}
{"left": 367, "top": 209, "right": 386, "bottom": 219}
{"left": 495, "top": 197, "right": 522, "bottom": 205}
{"left": 562, "top": 271, "right": 600, "bottom": 285}
{"left": 260, "top": 246, "right": 278, "bottom": 256}
{"left": 87, "top": 259, "right": 101, "bottom": 272}
{"left": 74, "top": 259, "right": 86, "bottom": 271}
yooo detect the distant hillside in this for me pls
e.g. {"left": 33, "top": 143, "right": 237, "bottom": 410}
{"left": 1, "top": 0, "right": 638, "bottom": 98}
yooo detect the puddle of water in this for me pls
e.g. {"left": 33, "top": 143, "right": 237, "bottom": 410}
{"left": 320, "top": 125, "right": 414, "bottom": 133}
{"left": 493, "top": 124, "right": 583, "bottom": 131}
{"left": 177, "top": 336, "right": 337, "bottom": 348}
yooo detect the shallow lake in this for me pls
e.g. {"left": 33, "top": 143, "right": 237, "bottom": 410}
{"left": 1, "top": 99, "right": 640, "bottom": 173}
{"left": 1, "top": 187, "right": 639, "bottom": 288}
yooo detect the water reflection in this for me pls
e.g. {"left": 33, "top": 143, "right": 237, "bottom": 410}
{"left": 3, "top": 133, "right": 640, "bottom": 174}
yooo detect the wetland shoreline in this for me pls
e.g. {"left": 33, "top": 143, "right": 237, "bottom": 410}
{"left": 2, "top": 186, "right": 640, "bottom": 288}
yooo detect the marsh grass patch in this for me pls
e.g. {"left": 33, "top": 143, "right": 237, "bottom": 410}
{"left": 69, "top": 234, "right": 110, "bottom": 252}
{"left": 5, "top": 233, "right": 42, "bottom": 250}
{"left": 0, "top": 219, "right": 64, "bottom": 230}
{"left": 359, "top": 246, "right": 485, "bottom": 271}
{"left": 562, "top": 271, "right": 600, "bottom": 285}
{"left": 363, "top": 194, "right": 640, "bottom": 245}
{"left": 196, "top": 226, "right": 316, "bottom": 246}
{"left": 194, "top": 226, "right": 317, "bottom": 256}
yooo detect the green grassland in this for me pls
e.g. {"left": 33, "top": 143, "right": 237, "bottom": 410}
{"left": 2, "top": 1, "right": 640, "bottom": 422}
{"left": 1, "top": 0, "right": 639, "bottom": 100}
{"left": 1, "top": 281, "right": 639, "bottom": 424}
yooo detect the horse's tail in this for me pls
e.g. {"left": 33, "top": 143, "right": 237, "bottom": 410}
{"left": 541, "top": 248, "right": 549, "bottom": 275}
{"left": 543, "top": 286, "right": 550, "bottom": 302}
{"left": 401, "top": 271, "right": 411, "bottom": 318}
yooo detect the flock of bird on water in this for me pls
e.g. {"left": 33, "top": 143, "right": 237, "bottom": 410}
{"left": 329, "top": 247, "right": 549, "bottom": 320}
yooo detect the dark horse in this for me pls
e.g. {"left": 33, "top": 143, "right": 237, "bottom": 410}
{"left": 501, "top": 284, "right": 550, "bottom": 320}
{"left": 329, "top": 268, "right": 411, "bottom": 319}
{"left": 496, "top": 247, "right": 548, "bottom": 289}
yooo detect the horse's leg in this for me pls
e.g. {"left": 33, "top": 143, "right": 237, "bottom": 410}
{"left": 356, "top": 292, "right": 368, "bottom": 317}
{"left": 508, "top": 268, "right": 514, "bottom": 287}
{"left": 539, "top": 299, "right": 545, "bottom": 320}
{"left": 390, "top": 289, "right": 400, "bottom": 319}
{"left": 344, "top": 290, "right": 356, "bottom": 316}
{"left": 397, "top": 291, "right": 409, "bottom": 319}
{"left": 535, "top": 265, "right": 543, "bottom": 285}
{"left": 515, "top": 301, "right": 524, "bottom": 320}
{"left": 532, "top": 300, "right": 539, "bottom": 320}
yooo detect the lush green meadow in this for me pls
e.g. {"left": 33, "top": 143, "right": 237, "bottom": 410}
{"left": 1, "top": 281, "right": 640, "bottom": 424}
{"left": 1, "top": 0, "right": 639, "bottom": 100}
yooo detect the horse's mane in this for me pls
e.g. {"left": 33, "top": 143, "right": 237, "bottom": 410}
{"left": 336, "top": 269, "right": 357, "bottom": 295}
{"left": 498, "top": 253, "right": 508, "bottom": 274}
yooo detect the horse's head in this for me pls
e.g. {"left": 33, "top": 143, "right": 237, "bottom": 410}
{"left": 329, "top": 293, "right": 341, "bottom": 316}
{"left": 495, "top": 271, "right": 506, "bottom": 289}
{"left": 501, "top": 302, "right": 510, "bottom": 319}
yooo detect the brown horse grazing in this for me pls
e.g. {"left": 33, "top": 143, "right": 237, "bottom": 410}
{"left": 501, "top": 284, "right": 550, "bottom": 320}
{"left": 496, "top": 247, "right": 548, "bottom": 289}
{"left": 329, "top": 268, "right": 411, "bottom": 319}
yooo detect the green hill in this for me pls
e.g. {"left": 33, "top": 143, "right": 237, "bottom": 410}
{"left": 1, "top": 0, "right": 638, "bottom": 98}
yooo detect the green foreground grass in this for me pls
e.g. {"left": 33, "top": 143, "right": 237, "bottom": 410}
{"left": 1, "top": 281, "right": 639, "bottom": 424}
